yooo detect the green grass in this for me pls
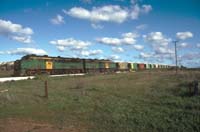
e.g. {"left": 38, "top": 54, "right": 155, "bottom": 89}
{"left": 0, "top": 70, "right": 200, "bottom": 131}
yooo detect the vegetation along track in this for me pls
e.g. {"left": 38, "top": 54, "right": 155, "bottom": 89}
{"left": 0, "top": 70, "right": 199, "bottom": 132}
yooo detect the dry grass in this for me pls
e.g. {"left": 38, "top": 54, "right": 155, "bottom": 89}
{"left": 0, "top": 70, "right": 13, "bottom": 77}
{"left": 0, "top": 70, "right": 200, "bottom": 132}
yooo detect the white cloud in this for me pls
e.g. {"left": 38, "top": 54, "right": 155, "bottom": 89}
{"left": 139, "top": 52, "right": 152, "bottom": 58}
{"left": 81, "top": 0, "right": 92, "bottom": 4}
{"left": 136, "top": 24, "right": 147, "bottom": 30}
{"left": 80, "top": 49, "right": 103, "bottom": 56}
{"left": 130, "top": 4, "right": 140, "bottom": 19}
{"left": 50, "top": 38, "right": 91, "bottom": 51}
{"left": 0, "top": 19, "right": 34, "bottom": 44}
{"left": 91, "top": 23, "right": 104, "bottom": 29}
{"left": 133, "top": 44, "right": 144, "bottom": 50}
{"left": 122, "top": 32, "right": 139, "bottom": 38}
{"left": 50, "top": 14, "right": 65, "bottom": 25}
{"left": 97, "top": 32, "right": 139, "bottom": 45}
{"left": 109, "top": 54, "right": 120, "bottom": 60}
{"left": 96, "top": 37, "right": 121, "bottom": 45}
{"left": 176, "top": 32, "right": 193, "bottom": 40}
{"left": 62, "top": 9, "right": 68, "bottom": 14}
{"left": 197, "top": 43, "right": 200, "bottom": 48}
{"left": 0, "top": 51, "right": 4, "bottom": 55}
{"left": 65, "top": 4, "right": 152, "bottom": 24}
{"left": 181, "top": 52, "right": 200, "bottom": 60}
{"left": 130, "top": 0, "right": 137, "bottom": 5}
{"left": 143, "top": 32, "right": 174, "bottom": 63}
{"left": 154, "top": 47, "right": 174, "bottom": 54}
{"left": 130, "top": 4, "right": 152, "bottom": 19}
{"left": 67, "top": 5, "right": 128, "bottom": 23}
{"left": 122, "top": 37, "right": 136, "bottom": 45}
{"left": 11, "top": 36, "right": 32, "bottom": 44}
{"left": 141, "top": 5, "right": 152, "bottom": 13}
{"left": 57, "top": 46, "right": 65, "bottom": 52}
{"left": 0, "top": 48, "right": 47, "bottom": 55}
{"left": 179, "top": 42, "right": 188, "bottom": 48}
{"left": 139, "top": 51, "right": 173, "bottom": 63}
{"left": 112, "top": 47, "right": 124, "bottom": 53}
{"left": 144, "top": 32, "right": 171, "bottom": 46}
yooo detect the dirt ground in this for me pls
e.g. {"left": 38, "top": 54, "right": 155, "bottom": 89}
{"left": 0, "top": 118, "right": 87, "bottom": 132}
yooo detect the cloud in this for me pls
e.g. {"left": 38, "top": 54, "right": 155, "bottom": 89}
{"left": 154, "top": 47, "right": 174, "bottom": 54}
{"left": 143, "top": 32, "right": 171, "bottom": 46}
{"left": 179, "top": 42, "right": 188, "bottom": 48}
{"left": 66, "top": 5, "right": 129, "bottom": 23}
{"left": 133, "top": 44, "right": 144, "bottom": 50}
{"left": 50, "top": 14, "right": 65, "bottom": 25}
{"left": 197, "top": 43, "right": 200, "bottom": 48}
{"left": 109, "top": 54, "right": 120, "bottom": 60}
{"left": 130, "top": 4, "right": 140, "bottom": 19}
{"left": 143, "top": 32, "right": 173, "bottom": 54}
{"left": 80, "top": 49, "right": 103, "bottom": 56}
{"left": 0, "top": 19, "right": 34, "bottom": 44}
{"left": 65, "top": 4, "right": 152, "bottom": 24}
{"left": 112, "top": 47, "right": 124, "bottom": 53}
{"left": 139, "top": 52, "right": 152, "bottom": 59}
{"left": 136, "top": 24, "right": 147, "bottom": 30}
{"left": 0, "top": 48, "right": 47, "bottom": 55}
{"left": 176, "top": 31, "right": 193, "bottom": 40}
{"left": 96, "top": 37, "right": 121, "bottom": 45}
{"left": 97, "top": 32, "right": 139, "bottom": 45}
{"left": 180, "top": 52, "right": 200, "bottom": 62}
{"left": 130, "top": 4, "right": 152, "bottom": 19}
{"left": 143, "top": 32, "right": 174, "bottom": 63}
{"left": 139, "top": 51, "right": 174, "bottom": 63}
{"left": 56, "top": 46, "right": 65, "bottom": 52}
{"left": 130, "top": 0, "right": 137, "bottom": 5}
{"left": 80, "top": 0, "right": 92, "bottom": 4}
{"left": 50, "top": 38, "right": 91, "bottom": 51}
{"left": 11, "top": 36, "right": 32, "bottom": 44}
{"left": 91, "top": 23, "right": 104, "bottom": 29}
{"left": 141, "top": 5, "right": 152, "bottom": 13}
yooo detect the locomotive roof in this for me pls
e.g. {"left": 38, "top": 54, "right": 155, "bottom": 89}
{"left": 21, "top": 54, "right": 111, "bottom": 62}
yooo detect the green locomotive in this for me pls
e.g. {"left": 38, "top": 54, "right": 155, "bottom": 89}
{"left": 14, "top": 55, "right": 117, "bottom": 76}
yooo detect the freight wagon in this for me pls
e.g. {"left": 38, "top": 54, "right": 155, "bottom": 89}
{"left": 138, "top": 63, "right": 145, "bottom": 70}
{"left": 116, "top": 62, "right": 129, "bottom": 71}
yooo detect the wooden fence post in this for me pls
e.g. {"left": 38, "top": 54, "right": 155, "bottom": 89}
{"left": 45, "top": 80, "right": 48, "bottom": 98}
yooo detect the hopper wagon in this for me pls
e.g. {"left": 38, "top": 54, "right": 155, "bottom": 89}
{"left": 116, "top": 62, "right": 129, "bottom": 71}
{"left": 138, "top": 63, "right": 145, "bottom": 70}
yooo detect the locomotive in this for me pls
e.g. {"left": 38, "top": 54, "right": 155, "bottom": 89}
{"left": 14, "top": 54, "right": 170, "bottom": 76}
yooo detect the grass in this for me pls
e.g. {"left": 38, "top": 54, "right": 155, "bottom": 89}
{"left": 0, "top": 70, "right": 200, "bottom": 131}
{"left": 0, "top": 70, "right": 13, "bottom": 77}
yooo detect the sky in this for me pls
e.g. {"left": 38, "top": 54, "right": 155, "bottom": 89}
{"left": 0, "top": 0, "right": 200, "bottom": 67}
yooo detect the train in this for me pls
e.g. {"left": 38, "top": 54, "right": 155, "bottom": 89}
{"left": 0, "top": 62, "right": 14, "bottom": 71}
{"left": 13, "top": 54, "right": 171, "bottom": 76}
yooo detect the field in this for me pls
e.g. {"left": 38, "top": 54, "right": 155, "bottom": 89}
{"left": 0, "top": 70, "right": 13, "bottom": 78}
{"left": 0, "top": 70, "right": 200, "bottom": 132}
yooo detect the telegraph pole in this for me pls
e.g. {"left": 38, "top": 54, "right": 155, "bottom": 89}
{"left": 173, "top": 40, "right": 178, "bottom": 74}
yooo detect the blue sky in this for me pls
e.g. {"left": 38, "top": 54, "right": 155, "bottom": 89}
{"left": 0, "top": 0, "right": 200, "bottom": 67}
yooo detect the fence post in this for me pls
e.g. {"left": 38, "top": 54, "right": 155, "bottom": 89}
{"left": 194, "top": 80, "right": 198, "bottom": 96}
{"left": 45, "top": 80, "right": 48, "bottom": 98}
